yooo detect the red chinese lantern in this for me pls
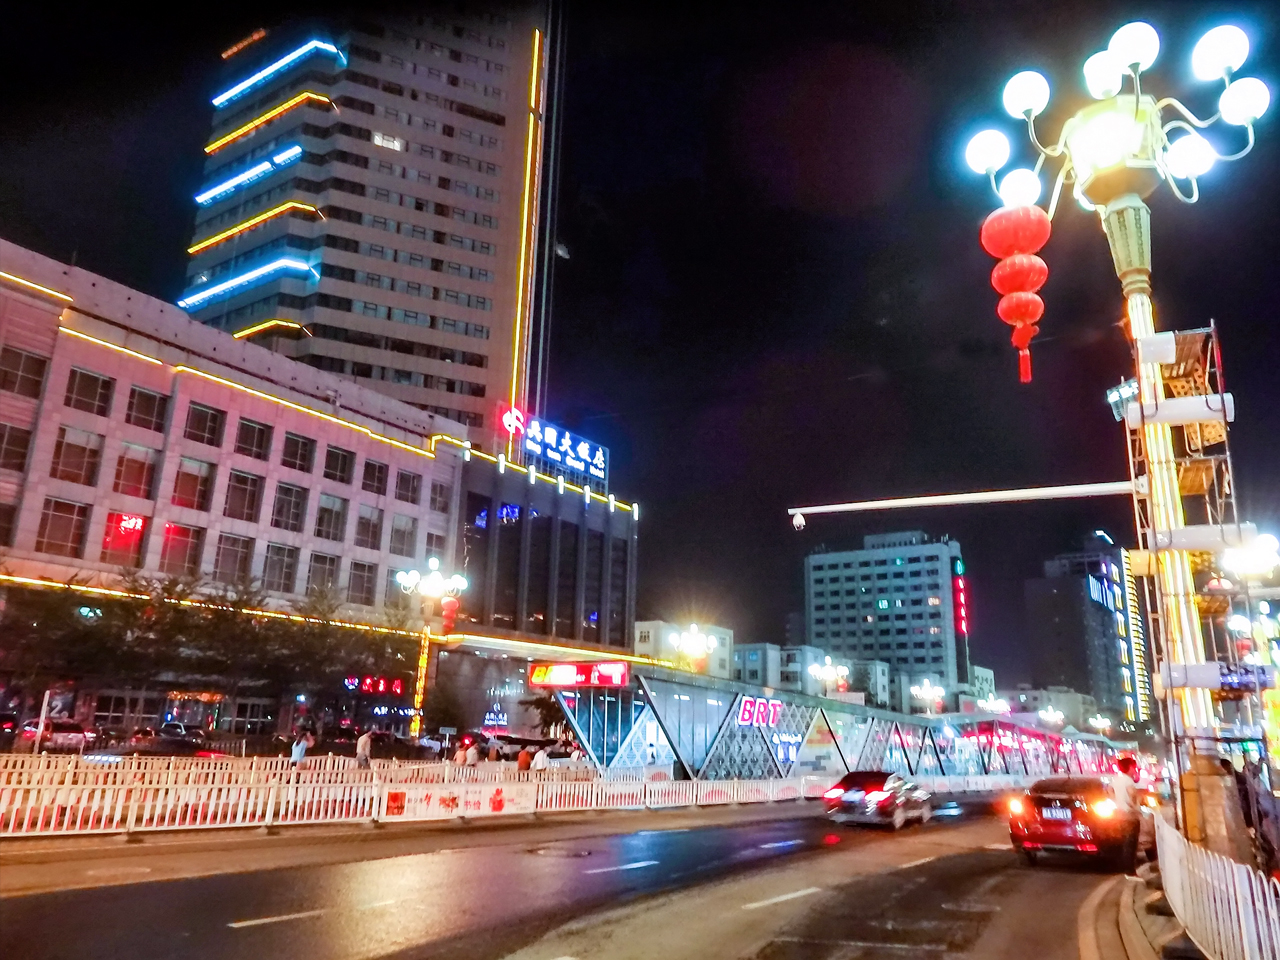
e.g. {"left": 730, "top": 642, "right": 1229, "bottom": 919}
{"left": 980, "top": 205, "right": 1051, "bottom": 383}
{"left": 439, "top": 595, "right": 460, "bottom": 634}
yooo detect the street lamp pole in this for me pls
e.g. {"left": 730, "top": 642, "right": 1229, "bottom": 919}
{"left": 396, "top": 559, "right": 468, "bottom": 738}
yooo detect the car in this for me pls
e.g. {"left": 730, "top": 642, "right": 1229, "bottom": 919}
{"left": 159, "top": 722, "right": 208, "bottom": 742}
{"left": 18, "top": 719, "right": 90, "bottom": 753}
{"left": 0, "top": 713, "right": 19, "bottom": 750}
{"left": 823, "top": 771, "right": 933, "bottom": 829}
{"left": 87, "top": 737, "right": 230, "bottom": 759}
{"left": 1008, "top": 776, "right": 1152, "bottom": 871}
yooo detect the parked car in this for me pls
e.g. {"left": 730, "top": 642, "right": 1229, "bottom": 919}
{"left": 18, "top": 719, "right": 90, "bottom": 753}
{"left": 1008, "top": 776, "right": 1153, "bottom": 871}
{"left": 823, "top": 771, "right": 933, "bottom": 829}
{"left": 159, "top": 722, "right": 208, "bottom": 742}
{"left": 87, "top": 737, "right": 230, "bottom": 759}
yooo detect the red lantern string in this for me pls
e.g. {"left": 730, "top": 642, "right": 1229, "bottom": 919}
{"left": 980, "top": 205, "right": 1051, "bottom": 383}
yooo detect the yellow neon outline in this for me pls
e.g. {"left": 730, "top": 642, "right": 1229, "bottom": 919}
{"left": 58, "top": 327, "right": 163, "bottom": 365}
{"left": 528, "top": 28, "right": 542, "bottom": 109}
{"left": 188, "top": 201, "right": 321, "bottom": 254}
{"left": 205, "top": 91, "right": 332, "bottom": 154}
{"left": 232, "top": 318, "right": 306, "bottom": 339}
{"left": 0, "top": 574, "right": 418, "bottom": 637}
{"left": 432, "top": 630, "right": 673, "bottom": 668}
{"left": 1, "top": 271, "right": 73, "bottom": 303}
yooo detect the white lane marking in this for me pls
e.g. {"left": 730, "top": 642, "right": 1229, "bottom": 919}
{"left": 774, "top": 937, "right": 946, "bottom": 952}
{"left": 760, "top": 839, "right": 805, "bottom": 849}
{"left": 359, "top": 899, "right": 399, "bottom": 909}
{"left": 742, "top": 887, "right": 823, "bottom": 910}
{"left": 583, "top": 859, "right": 659, "bottom": 875}
{"left": 636, "top": 828, "right": 689, "bottom": 835}
{"left": 898, "top": 856, "right": 936, "bottom": 869}
{"left": 228, "top": 909, "right": 324, "bottom": 929}
{"left": 985, "top": 842, "right": 1012, "bottom": 850}
{"left": 84, "top": 866, "right": 152, "bottom": 877}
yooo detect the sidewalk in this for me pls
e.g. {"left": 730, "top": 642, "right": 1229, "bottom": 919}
{"left": 1097, "top": 863, "right": 1205, "bottom": 960}
{"left": 1, "top": 798, "right": 827, "bottom": 897}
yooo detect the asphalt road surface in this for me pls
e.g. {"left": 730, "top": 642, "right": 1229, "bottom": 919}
{"left": 1, "top": 809, "right": 1124, "bottom": 960}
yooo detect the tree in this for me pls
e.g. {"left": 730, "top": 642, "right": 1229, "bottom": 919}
{"left": 519, "top": 692, "right": 565, "bottom": 736}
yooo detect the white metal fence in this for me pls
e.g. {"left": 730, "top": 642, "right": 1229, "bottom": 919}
{"left": 1156, "top": 816, "right": 1280, "bottom": 960}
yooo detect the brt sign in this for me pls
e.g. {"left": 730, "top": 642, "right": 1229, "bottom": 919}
{"left": 737, "top": 696, "right": 783, "bottom": 727}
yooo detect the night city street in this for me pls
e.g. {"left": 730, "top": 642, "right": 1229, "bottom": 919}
{"left": 2, "top": 1, "right": 1279, "bottom": 958}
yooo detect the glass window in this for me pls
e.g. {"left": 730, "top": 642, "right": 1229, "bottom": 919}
{"left": 426, "top": 531, "right": 446, "bottom": 556}
{"left": 323, "top": 445, "right": 355, "bottom": 483}
{"left": 314, "top": 493, "right": 348, "bottom": 541}
{"left": 429, "top": 481, "right": 451, "bottom": 512}
{"left": 385, "top": 568, "right": 409, "bottom": 609}
{"left": 355, "top": 504, "right": 384, "bottom": 550}
{"left": 281, "top": 432, "right": 315, "bottom": 472}
{"left": 101, "top": 512, "right": 147, "bottom": 567}
{"left": 271, "top": 482, "right": 308, "bottom": 531}
{"left": 213, "top": 533, "right": 254, "bottom": 584}
{"left": 307, "top": 552, "right": 340, "bottom": 594}
{"left": 0, "top": 422, "right": 33, "bottom": 472}
{"left": 224, "top": 470, "right": 265, "bottom": 522}
{"left": 235, "top": 418, "right": 272, "bottom": 460}
{"left": 389, "top": 514, "right": 417, "bottom": 557}
{"left": 362, "top": 459, "right": 388, "bottom": 495}
{"left": 35, "top": 498, "right": 90, "bottom": 558}
{"left": 183, "top": 403, "right": 225, "bottom": 447}
{"left": 125, "top": 387, "right": 168, "bottom": 431}
{"left": 395, "top": 469, "right": 421, "bottom": 504}
{"left": 50, "top": 426, "right": 103, "bottom": 486}
{"left": 263, "top": 543, "right": 299, "bottom": 593}
{"left": 348, "top": 560, "right": 377, "bottom": 605}
{"left": 113, "top": 442, "right": 158, "bottom": 498}
{"left": 159, "top": 522, "right": 205, "bottom": 575}
{"left": 64, "top": 368, "right": 114, "bottom": 416}
{"left": 172, "top": 458, "right": 215, "bottom": 510}
{"left": 0, "top": 347, "right": 49, "bottom": 398}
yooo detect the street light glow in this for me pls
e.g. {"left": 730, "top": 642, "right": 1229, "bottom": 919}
{"left": 1083, "top": 50, "right": 1124, "bottom": 99}
{"left": 1003, "top": 70, "right": 1051, "bottom": 118}
{"left": 965, "top": 129, "right": 1010, "bottom": 174}
{"left": 1108, "top": 21, "right": 1160, "bottom": 72}
{"left": 998, "top": 168, "right": 1042, "bottom": 207}
{"left": 1219, "top": 77, "right": 1271, "bottom": 126}
{"left": 1163, "top": 133, "right": 1217, "bottom": 180}
{"left": 1192, "top": 26, "right": 1250, "bottom": 82}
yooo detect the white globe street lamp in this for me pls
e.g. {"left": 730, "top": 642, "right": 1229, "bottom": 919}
{"left": 1088, "top": 714, "right": 1113, "bottom": 733}
{"left": 910, "top": 679, "right": 946, "bottom": 715}
{"left": 396, "top": 557, "right": 469, "bottom": 737}
{"left": 807, "top": 656, "right": 850, "bottom": 697}
{"left": 1038, "top": 706, "right": 1065, "bottom": 727}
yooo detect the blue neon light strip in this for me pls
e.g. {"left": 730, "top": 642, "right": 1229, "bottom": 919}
{"left": 213, "top": 39, "right": 345, "bottom": 108}
{"left": 194, "top": 144, "right": 304, "bottom": 205}
{"left": 178, "top": 258, "right": 315, "bottom": 310}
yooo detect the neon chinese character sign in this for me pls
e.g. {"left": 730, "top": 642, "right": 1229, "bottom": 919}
{"left": 501, "top": 406, "right": 609, "bottom": 491}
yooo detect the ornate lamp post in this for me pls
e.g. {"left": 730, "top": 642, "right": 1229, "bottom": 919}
{"left": 396, "top": 558, "right": 468, "bottom": 737}
{"left": 910, "top": 679, "right": 947, "bottom": 716}
{"left": 1038, "top": 705, "right": 1066, "bottom": 728}
{"left": 807, "top": 656, "right": 850, "bottom": 697}
{"left": 963, "top": 22, "right": 1270, "bottom": 738}
{"left": 1088, "top": 714, "right": 1114, "bottom": 734}
{"left": 666, "top": 623, "right": 719, "bottom": 673}
{"left": 978, "top": 696, "right": 1011, "bottom": 715}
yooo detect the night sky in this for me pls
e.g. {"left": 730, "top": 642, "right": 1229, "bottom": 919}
{"left": 2, "top": 2, "right": 1276, "bottom": 686}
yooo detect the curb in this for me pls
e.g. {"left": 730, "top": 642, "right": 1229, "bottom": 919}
{"left": 1118, "top": 878, "right": 1159, "bottom": 960}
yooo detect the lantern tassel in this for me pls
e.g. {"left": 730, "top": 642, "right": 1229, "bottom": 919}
{"left": 1018, "top": 348, "right": 1032, "bottom": 383}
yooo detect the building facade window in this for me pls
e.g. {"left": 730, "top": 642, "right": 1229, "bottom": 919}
{"left": 425, "top": 531, "right": 446, "bottom": 556}
{"left": 172, "top": 457, "right": 215, "bottom": 510}
{"left": 314, "top": 493, "right": 348, "bottom": 541}
{"left": 234, "top": 418, "right": 272, "bottom": 460}
{"left": 0, "top": 422, "right": 32, "bottom": 472}
{"left": 323, "top": 445, "right": 355, "bottom": 483}
{"left": 113, "top": 443, "right": 159, "bottom": 499}
{"left": 50, "top": 426, "right": 103, "bottom": 486}
{"left": 64, "top": 368, "right": 114, "bottom": 416}
{"left": 0, "top": 504, "right": 14, "bottom": 547}
{"left": 362, "top": 460, "right": 388, "bottom": 495}
{"left": 355, "top": 504, "right": 384, "bottom": 550}
{"left": 35, "top": 498, "right": 90, "bottom": 558}
{"left": 224, "top": 470, "right": 265, "bottom": 522}
{"left": 159, "top": 522, "right": 205, "bottom": 575}
{"left": 395, "top": 469, "right": 421, "bottom": 504}
{"left": 101, "top": 512, "right": 147, "bottom": 567}
{"left": 348, "top": 560, "right": 377, "bottom": 605}
{"left": 213, "top": 533, "right": 254, "bottom": 584}
{"left": 429, "top": 481, "right": 451, "bottom": 512}
{"left": 281, "top": 432, "right": 315, "bottom": 472}
{"left": 307, "top": 552, "right": 340, "bottom": 594}
{"left": 271, "top": 482, "right": 308, "bottom": 531}
{"left": 0, "top": 347, "right": 48, "bottom": 399}
{"left": 390, "top": 514, "right": 417, "bottom": 556}
{"left": 183, "top": 403, "right": 226, "bottom": 447}
{"left": 263, "top": 543, "right": 299, "bottom": 593}
{"left": 125, "top": 387, "right": 168, "bottom": 431}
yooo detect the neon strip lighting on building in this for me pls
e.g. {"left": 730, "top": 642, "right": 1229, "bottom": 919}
{"left": 205, "top": 91, "right": 332, "bottom": 154}
{"left": 212, "top": 39, "right": 344, "bottom": 108}
{"left": 58, "top": 327, "right": 163, "bottom": 365}
{"left": 177, "top": 257, "right": 314, "bottom": 309}
{"left": 788, "top": 481, "right": 1134, "bottom": 519}
{"left": 232, "top": 318, "right": 307, "bottom": 339}
{"left": 434, "top": 630, "right": 672, "bottom": 668}
{"left": 0, "top": 270, "right": 73, "bottom": 303}
{"left": 194, "top": 144, "right": 303, "bottom": 205}
{"left": 188, "top": 201, "right": 321, "bottom": 254}
{"left": 222, "top": 28, "right": 267, "bottom": 60}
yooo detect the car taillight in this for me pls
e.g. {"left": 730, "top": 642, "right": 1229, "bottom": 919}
{"left": 823, "top": 787, "right": 845, "bottom": 800}
{"left": 1091, "top": 798, "right": 1117, "bottom": 818}
{"left": 1008, "top": 797, "right": 1025, "bottom": 816}
{"left": 865, "top": 790, "right": 891, "bottom": 803}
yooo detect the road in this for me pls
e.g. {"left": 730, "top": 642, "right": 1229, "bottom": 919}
{"left": 1, "top": 806, "right": 1127, "bottom": 959}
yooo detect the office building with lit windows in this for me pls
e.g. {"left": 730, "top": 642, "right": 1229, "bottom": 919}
{"left": 1024, "top": 532, "right": 1152, "bottom": 726}
{"left": 804, "top": 531, "right": 973, "bottom": 710}
{"left": 181, "top": 7, "right": 556, "bottom": 444}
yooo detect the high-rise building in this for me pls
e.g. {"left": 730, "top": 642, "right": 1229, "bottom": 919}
{"left": 804, "top": 531, "right": 972, "bottom": 709}
{"left": 181, "top": 7, "right": 555, "bottom": 448}
{"left": 1024, "top": 532, "right": 1152, "bottom": 725}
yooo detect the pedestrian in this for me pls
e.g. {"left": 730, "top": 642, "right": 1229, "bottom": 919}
{"left": 356, "top": 727, "right": 374, "bottom": 769}
{"left": 453, "top": 742, "right": 468, "bottom": 765}
{"left": 570, "top": 745, "right": 584, "bottom": 762}
{"left": 1113, "top": 756, "right": 1140, "bottom": 812}
{"left": 517, "top": 745, "right": 532, "bottom": 771}
{"left": 488, "top": 741, "right": 500, "bottom": 762}
{"left": 531, "top": 745, "right": 550, "bottom": 774}
{"left": 465, "top": 740, "right": 480, "bottom": 766}
{"left": 290, "top": 729, "right": 311, "bottom": 767}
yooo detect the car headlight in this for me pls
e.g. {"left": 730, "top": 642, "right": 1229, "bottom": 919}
{"left": 1092, "top": 798, "right": 1117, "bottom": 818}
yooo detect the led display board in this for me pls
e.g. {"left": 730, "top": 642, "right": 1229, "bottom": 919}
{"left": 528, "top": 661, "right": 630, "bottom": 688}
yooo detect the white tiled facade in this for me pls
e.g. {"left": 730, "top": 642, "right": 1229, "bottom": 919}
{"left": 0, "top": 240, "right": 464, "bottom": 622}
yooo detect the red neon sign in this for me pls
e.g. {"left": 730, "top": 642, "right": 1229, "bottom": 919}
{"left": 737, "top": 696, "right": 783, "bottom": 727}
{"left": 500, "top": 404, "right": 526, "bottom": 436}
{"left": 528, "top": 661, "right": 630, "bottom": 688}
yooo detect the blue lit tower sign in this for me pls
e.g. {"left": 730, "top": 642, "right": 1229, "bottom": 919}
{"left": 502, "top": 406, "right": 609, "bottom": 491}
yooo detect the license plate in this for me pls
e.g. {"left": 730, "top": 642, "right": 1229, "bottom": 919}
{"left": 1042, "top": 807, "right": 1072, "bottom": 821}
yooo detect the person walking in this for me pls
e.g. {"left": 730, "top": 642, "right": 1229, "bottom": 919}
{"left": 488, "top": 741, "right": 500, "bottom": 763}
{"left": 452, "top": 742, "right": 468, "bottom": 765}
{"left": 517, "top": 745, "right": 533, "bottom": 771}
{"left": 290, "top": 729, "right": 313, "bottom": 767}
{"left": 465, "top": 740, "right": 480, "bottom": 766}
{"left": 356, "top": 727, "right": 374, "bottom": 769}
{"left": 531, "top": 745, "right": 550, "bottom": 774}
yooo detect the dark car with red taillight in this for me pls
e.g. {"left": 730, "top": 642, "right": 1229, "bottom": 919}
{"left": 823, "top": 770, "right": 932, "bottom": 829}
{"left": 1008, "top": 776, "right": 1150, "bottom": 871}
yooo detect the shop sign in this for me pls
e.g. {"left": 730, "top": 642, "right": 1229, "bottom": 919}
{"left": 737, "top": 696, "right": 783, "bottom": 727}
{"left": 528, "top": 661, "right": 629, "bottom": 688}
